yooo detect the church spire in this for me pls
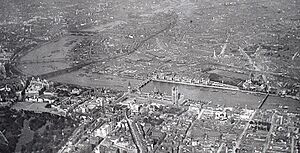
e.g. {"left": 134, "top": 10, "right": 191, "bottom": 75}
{"left": 128, "top": 81, "right": 132, "bottom": 93}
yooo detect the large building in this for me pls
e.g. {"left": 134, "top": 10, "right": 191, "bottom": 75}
{"left": 24, "top": 77, "right": 51, "bottom": 102}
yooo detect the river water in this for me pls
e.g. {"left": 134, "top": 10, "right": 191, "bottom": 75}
{"left": 141, "top": 81, "right": 300, "bottom": 113}
{"left": 16, "top": 35, "right": 142, "bottom": 91}
{"left": 16, "top": 35, "right": 300, "bottom": 112}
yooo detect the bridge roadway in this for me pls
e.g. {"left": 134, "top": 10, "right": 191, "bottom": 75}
{"left": 136, "top": 78, "right": 152, "bottom": 91}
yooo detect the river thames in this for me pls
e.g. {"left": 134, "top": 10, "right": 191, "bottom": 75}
{"left": 14, "top": 35, "right": 300, "bottom": 113}
{"left": 142, "top": 80, "right": 300, "bottom": 113}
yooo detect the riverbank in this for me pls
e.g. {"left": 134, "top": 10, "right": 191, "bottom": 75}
{"left": 141, "top": 80, "right": 300, "bottom": 112}
{"left": 152, "top": 79, "right": 299, "bottom": 101}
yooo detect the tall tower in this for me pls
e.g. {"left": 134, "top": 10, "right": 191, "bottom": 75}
{"left": 128, "top": 81, "right": 132, "bottom": 93}
{"left": 213, "top": 50, "right": 217, "bottom": 59}
{"left": 172, "top": 86, "right": 179, "bottom": 106}
{"left": 153, "top": 86, "right": 159, "bottom": 95}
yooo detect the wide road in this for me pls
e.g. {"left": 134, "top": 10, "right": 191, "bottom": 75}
{"left": 124, "top": 110, "right": 145, "bottom": 153}
{"left": 179, "top": 109, "right": 205, "bottom": 152}
{"left": 235, "top": 93, "right": 269, "bottom": 151}
{"left": 263, "top": 113, "right": 276, "bottom": 153}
